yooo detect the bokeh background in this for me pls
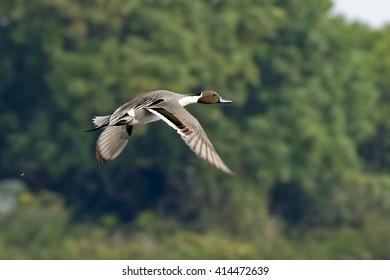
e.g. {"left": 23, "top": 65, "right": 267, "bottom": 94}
{"left": 1, "top": 0, "right": 390, "bottom": 259}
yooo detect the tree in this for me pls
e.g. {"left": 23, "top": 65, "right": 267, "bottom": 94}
{"left": 1, "top": 0, "right": 389, "bottom": 238}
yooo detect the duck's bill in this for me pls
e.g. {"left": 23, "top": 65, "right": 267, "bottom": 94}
{"left": 218, "top": 98, "right": 232, "bottom": 104}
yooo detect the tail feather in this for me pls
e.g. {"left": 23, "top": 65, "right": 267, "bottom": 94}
{"left": 93, "top": 115, "right": 110, "bottom": 128}
{"left": 85, "top": 115, "right": 111, "bottom": 132}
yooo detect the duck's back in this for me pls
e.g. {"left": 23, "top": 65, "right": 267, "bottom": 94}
{"left": 128, "top": 90, "right": 181, "bottom": 108}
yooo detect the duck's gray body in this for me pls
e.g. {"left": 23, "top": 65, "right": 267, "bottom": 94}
{"left": 89, "top": 90, "right": 233, "bottom": 174}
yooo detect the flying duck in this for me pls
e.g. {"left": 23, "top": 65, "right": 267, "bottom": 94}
{"left": 88, "top": 90, "right": 233, "bottom": 174}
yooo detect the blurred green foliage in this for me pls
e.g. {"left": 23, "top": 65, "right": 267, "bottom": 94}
{"left": 1, "top": 0, "right": 390, "bottom": 259}
{"left": 0, "top": 191, "right": 389, "bottom": 259}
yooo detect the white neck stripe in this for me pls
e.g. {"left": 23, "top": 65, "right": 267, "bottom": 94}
{"left": 178, "top": 95, "right": 200, "bottom": 106}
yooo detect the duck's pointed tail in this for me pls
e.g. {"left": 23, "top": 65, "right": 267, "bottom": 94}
{"left": 93, "top": 115, "right": 110, "bottom": 128}
{"left": 85, "top": 115, "right": 110, "bottom": 132}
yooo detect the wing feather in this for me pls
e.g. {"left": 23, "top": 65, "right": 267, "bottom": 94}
{"left": 96, "top": 125, "right": 132, "bottom": 162}
{"left": 147, "top": 102, "right": 233, "bottom": 174}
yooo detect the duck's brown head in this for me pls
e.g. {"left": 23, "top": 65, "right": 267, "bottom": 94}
{"left": 197, "top": 90, "right": 232, "bottom": 104}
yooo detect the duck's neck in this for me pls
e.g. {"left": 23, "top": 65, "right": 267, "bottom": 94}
{"left": 178, "top": 95, "right": 200, "bottom": 106}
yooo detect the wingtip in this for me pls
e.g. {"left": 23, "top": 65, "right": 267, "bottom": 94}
{"left": 218, "top": 164, "right": 235, "bottom": 175}
{"left": 96, "top": 148, "right": 106, "bottom": 163}
{"left": 96, "top": 154, "right": 106, "bottom": 163}
{"left": 225, "top": 169, "right": 235, "bottom": 175}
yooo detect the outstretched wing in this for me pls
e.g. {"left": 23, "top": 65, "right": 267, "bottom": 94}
{"left": 96, "top": 125, "right": 133, "bottom": 162}
{"left": 147, "top": 102, "right": 233, "bottom": 174}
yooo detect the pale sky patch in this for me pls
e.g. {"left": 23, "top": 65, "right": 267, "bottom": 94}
{"left": 332, "top": 0, "right": 390, "bottom": 28}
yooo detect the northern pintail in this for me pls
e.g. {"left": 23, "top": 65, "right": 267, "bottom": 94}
{"left": 88, "top": 90, "right": 234, "bottom": 174}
